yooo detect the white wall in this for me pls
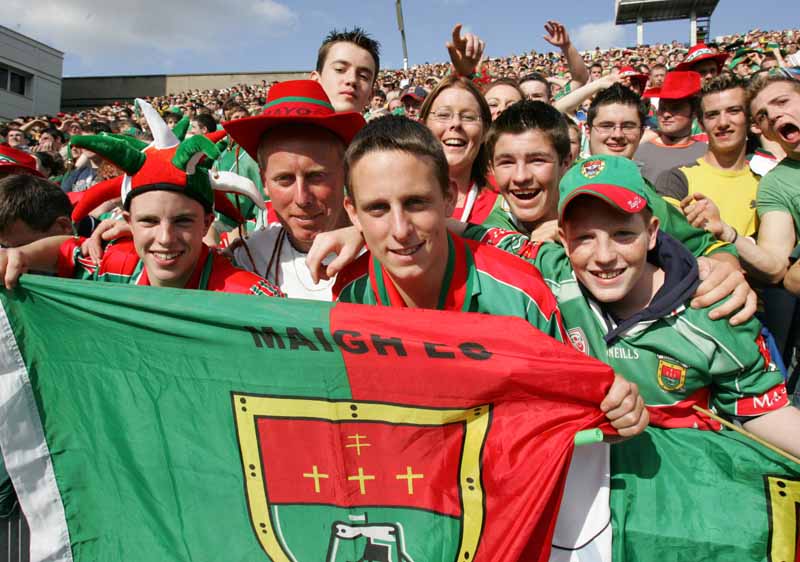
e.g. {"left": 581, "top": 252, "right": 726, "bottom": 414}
{"left": 0, "top": 25, "right": 63, "bottom": 120}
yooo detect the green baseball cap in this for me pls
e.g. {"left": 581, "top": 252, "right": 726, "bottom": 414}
{"left": 558, "top": 155, "right": 649, "bottom": 222}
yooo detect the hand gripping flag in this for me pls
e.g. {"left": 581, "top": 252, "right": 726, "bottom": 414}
{"left": 0, "top": 276, "right": 616, "bottom": 562}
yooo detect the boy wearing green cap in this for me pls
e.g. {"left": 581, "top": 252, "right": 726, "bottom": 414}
{"left": 469, "top": 155, "right": 799, "bottom": 454}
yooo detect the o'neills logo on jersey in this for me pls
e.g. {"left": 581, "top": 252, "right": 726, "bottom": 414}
{"left": 656, "top": 356, "right": 687, "bottom": 392}
{"left": 567, "top": 327, "right": 588, "bottom": 355}
{"left": 580, "top": 159, "right": 605, "bottom": 179}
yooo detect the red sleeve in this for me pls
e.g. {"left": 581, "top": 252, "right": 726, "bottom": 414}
{"left": 56, "top": 237, "right": 87, "bottom": 278}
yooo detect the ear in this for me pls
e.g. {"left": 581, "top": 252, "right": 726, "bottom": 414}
{"left": 647, "top": 215, "right": 660, "bottom": 250}
{"left": 444, "top": 179, "right": 458, "bottom": 217}
{"left": 557, "top": 225, "right": 569, "bottom": 253}
{"left": 343, "top": 195, "right": 362, "bottom": 233}
{"left": 53, "top": 216, "right": 73, "bottom": 235}
{"left": 310, "top": 70, "right": 321, "bottom": 82}
{"left": 122, "top": 210, "right": 132, "bottom": 225}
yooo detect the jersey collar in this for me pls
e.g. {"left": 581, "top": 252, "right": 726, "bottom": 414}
{"left": 369, "top": 233, "right": 476, "bottom": 312}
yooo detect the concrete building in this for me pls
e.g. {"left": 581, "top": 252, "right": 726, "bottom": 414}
{"left": 61, "top": 70, "right": 308, "bottom": 110}
{"left": 615, "top": 0, "right": 720, "bottom": 46}
{"left": 0, "top": 25, "right": 63, "bottom": 120}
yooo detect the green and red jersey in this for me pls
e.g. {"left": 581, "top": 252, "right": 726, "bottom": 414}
{"left": 333, "top": 232, "right": 568, "bottom": 344}
{"left": 462, "top": 225, "right": 789, "bottom": 429}
{"left": 57, "top": 237, "right": 283, "bottom": 297}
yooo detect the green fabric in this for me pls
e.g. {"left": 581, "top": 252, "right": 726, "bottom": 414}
{"left": 70, "top": 135, "right": 146, "bottom": 175}
{"left": 611, "top": 427, "right": 800, "bottom": 562}
{"left": 214, "top": 144, "right": 264, "bottom": 229}
{"left": 171, "top": 116, "right": 190, "bottom": 141}
{"left": 0, "top": 274, "right": 617, "bottom": 562}
{"left": 756, "top": 157, "right": 800, "bottom": 242}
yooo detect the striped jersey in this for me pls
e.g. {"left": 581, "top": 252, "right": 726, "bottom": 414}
{"left": 333, "top": 233, "right": 568, "bottom": 344}
{"left": 463, "top": 225, "right": 789, "bottom": 429}
{"left": 57, "top": 237, "right": 283, "bottom": 297}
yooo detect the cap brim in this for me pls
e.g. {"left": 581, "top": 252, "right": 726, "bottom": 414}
{"left": 222, "top": 111, "right": 366, "bottom": 161}
{"left": 559, "top": 185, "right": 648, "bottom": 221}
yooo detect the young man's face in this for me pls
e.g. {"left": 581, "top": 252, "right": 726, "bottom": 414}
{"left": 311, "top": 42, "right": 376, "bottom": 113}
{"left": 693, "top": 59, "right": 719, "bottom": 84}
{"left": 229, "top": 109, "right": 249, "bottom": 121}
{"left": 485, "top": 84, "right": 523, "bottom": 121}
{"left": 520, "top": 80, "right": 549, "bottom": 102}
{"left": 700, "top": 87, "right": 748, "bottom": 155}
{"left": 560, "top": 197, "right": 659, "bottom": 316}
{"left": 751, "top": 81, "right": 800, "bottom": 158}
{"left": 590, "top": 66, "right": 603, "bottom": 81}
{"left": 657, "top": 98, "right": 694, "bottom": 137}
{"left": 402, "top": 97, "right": 423, "bottom": 120}
{"left": 345, "top": 150, "right": 454, "bottom": 287}
{"left": 589, "top": 103, "right": 643, "bottom": 159}
{"left": 370, "top": 95, "right": 385, "bottom": 110}
{"left": 125, "top": 190, "right": 213, "bottom": 289}
{"left": 259, "top": 129, "right": 346, "bottom": 252}
{"left": 490, "top": 130, "right": 564, "bottom": 229}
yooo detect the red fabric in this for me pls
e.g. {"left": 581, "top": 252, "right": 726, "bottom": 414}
{"left": 330, "top": 301, "right": 616, "bottom": 562}
{"left": 450, "top": 187, "right": 500, "bottom": 224}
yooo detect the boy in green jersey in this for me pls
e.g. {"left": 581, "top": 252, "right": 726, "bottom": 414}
{"left": 466, "top": 154, "right": 799, "bottom": 455}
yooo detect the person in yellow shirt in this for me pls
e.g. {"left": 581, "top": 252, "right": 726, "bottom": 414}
{"left": 655, "top": 75, "right": 760, "bottom": 241}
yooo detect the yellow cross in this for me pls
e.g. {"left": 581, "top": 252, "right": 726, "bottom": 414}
{"left": 395, "top": 466, "right": 424, "bottom": 495}
{"left": 345, "top": 433, "right": 371, "bottom": 456}
{"left": 302, "top": 465, "right": 329, "bottom": 494}
{"left": 347, "top": 467, "right": 375, "bottom": 495}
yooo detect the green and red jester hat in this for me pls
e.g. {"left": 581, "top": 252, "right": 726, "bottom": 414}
{"left": 70, "top": 100, "right": 261, "bottom": 223}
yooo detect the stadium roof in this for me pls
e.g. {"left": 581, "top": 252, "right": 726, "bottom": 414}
{"left": 615, "top": 0, "right": 720, "bottom": 25}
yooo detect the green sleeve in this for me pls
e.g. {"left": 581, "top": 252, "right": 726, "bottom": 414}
{"left": 645, "top": 182, "right": 735, "bottom": 258}
{"left": 704, "top": 313, "right": 787, "bottom": 418}
{"left": 756, "top": 171, "right": 791, "bottom": 217}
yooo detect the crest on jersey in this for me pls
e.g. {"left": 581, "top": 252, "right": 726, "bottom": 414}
{"left": 567, "top": 327, "right": 589, "bottom": 355}
{"left": 656, "top": 357, "right": 687, "bottom": 392}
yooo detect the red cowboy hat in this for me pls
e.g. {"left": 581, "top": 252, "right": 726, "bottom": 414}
{"left": 0, "top": 144, "right": 43, "bottom": 177}
{"left": 222, "top": 80, "right": 365, "bottom": 161}
{"left": 643, "top": 71, "right": 702, "bottom": 100}
{"left": 675, "top": 44, "right": 729, "bottom": 72}
{"left": 618, "top": 66, "right": 648, "bottom": 92}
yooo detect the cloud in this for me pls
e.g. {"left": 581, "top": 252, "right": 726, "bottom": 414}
{"left": 252, "top": 0, "right": 297, "bottom": 26}
{"left": 0, "top": 0, "right": 299, "bottom": 72}
{"left": 572, "top": 20, "right": 627, "bottom": 51}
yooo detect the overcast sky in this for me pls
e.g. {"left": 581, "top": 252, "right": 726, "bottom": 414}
{"left": 3, "top": 0, "right": 796, "bottom": 77}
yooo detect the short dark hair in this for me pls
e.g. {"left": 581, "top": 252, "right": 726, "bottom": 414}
{"left": 344, "top": 115, "right": 449, "bottom": 198}
{"left": 698, "top": 74, "right": 748, "bottom": 124}
{"left": 193, "top": 113, "right": 217, "bottom": 134}
{"left": 40, "top": 127, "right": 65, "bottom": 143}
{"left": 88, "top": 121, "right": 112, "bottom": 134}
{"left": 519, "top": 72, "right": 552, "bottom": 99}
{"left": 587, "top": 84, "right": 648, "bottom": 128}
{"left": 485, "top": 100, "right": 571, "bottom": 163}
{"left": 0, "top": 175, "right": 72, "bottom": 233}
{"left": 316, "top": 27, "right": 380, "bottom": 80}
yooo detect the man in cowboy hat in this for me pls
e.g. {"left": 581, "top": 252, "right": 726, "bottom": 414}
{"left": 0, "top": 133, "right": 280, "bottom": 297}
{"left": 635, "top": 71, "right": 707, "bottom": 184}
{"left": 222, "top": 80, "right": 365, "bottom": 300}
{"left": 675, "top": 43, "right": 729, "bottom": 85}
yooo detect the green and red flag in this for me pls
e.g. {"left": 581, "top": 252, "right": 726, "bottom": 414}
{"left": 611, "top": 427, "right": 800, "bottom": 562}
{"left": 0, "top": 275, "right": 616, "bottom": 562}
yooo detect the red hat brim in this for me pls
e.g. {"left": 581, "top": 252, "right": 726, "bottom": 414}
{"left": 222, "top": 111, "right": 365, "bottom": 162}
{"left": 675, "top": 53, "right": 728, "bottom": 72}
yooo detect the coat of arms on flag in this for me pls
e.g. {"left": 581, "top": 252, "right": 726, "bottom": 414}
{"left": 232, "top": 393, "right": 491, "bottom": 562}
